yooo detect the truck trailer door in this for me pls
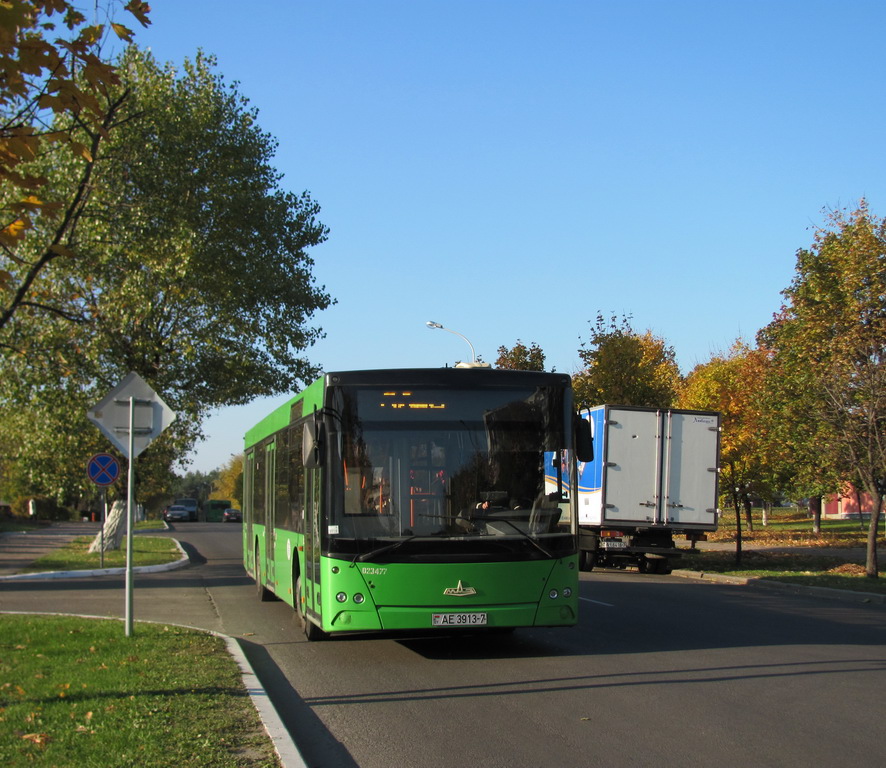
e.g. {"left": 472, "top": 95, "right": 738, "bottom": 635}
{"left": 662, "top": 411, "right": 720, "bottom": 527}
{"left": 602, "top": 407, "right": 663, "bottom": 525}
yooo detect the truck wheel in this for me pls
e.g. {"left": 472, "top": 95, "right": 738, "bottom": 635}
{"left": 579, "top": 550, "right": 594, "bottom": 572}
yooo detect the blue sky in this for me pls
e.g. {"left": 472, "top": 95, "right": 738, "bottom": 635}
{"left": 126, "top": 1, "right": 886, "bottom": 474}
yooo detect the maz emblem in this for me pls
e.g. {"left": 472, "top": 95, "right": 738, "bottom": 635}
{"left": 443, "top": 580, "right": 477, "bottom": 597}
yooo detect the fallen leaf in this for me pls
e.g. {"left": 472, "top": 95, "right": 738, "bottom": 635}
{"left": 22, "top": 733, "right": 51, "bottom": 746}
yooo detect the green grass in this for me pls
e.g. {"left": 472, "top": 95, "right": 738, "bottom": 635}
{"left": 134, "top": 520, "right": 167, "bottom": 531}
{"left": 679, "top": 548, "right": 886, "bottom": 595}
{"left": 677, "top": 507, "right": 886, "bottom": 593}
{"left": 0, "top": 615, "right": 280, "bottom": 767}
{"left": 22, "top": 534, "right": 182, "bottom": 574}
{"left": 709, "top": 507, "right": 883, "bottom": 548}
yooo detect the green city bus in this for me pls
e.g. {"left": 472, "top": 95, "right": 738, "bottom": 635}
{"left": 204, "top": 499, "right": 232, "bottom": 522}
{"left": 243, "top": 368, "right": 592, "bottom": 640}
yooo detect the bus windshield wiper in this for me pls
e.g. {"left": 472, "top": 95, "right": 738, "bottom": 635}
{"left": 356, "top": 536, "right": 416, "bottom": 563}
{"left": 355, "top": 530, "right": 449, "bottom": 563}
{"left": 485, "top": 516, "right": 555, "bottom": 559}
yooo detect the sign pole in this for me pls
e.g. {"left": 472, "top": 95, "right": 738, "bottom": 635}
{"left": 100, "top": 487, "right": 106, "bottom": 570}
{"left": 125, "top": 395, "right": 135, "bottom": 637}
{"left": 87, "top": 372, "right": 176, "bottom": 639}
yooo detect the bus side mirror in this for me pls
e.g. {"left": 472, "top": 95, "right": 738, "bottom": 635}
{"left": 302, "top": 419, "right": 326, "bottom": 468}
{"left": 575, "top": 416, "right": 594, "bottom": 462}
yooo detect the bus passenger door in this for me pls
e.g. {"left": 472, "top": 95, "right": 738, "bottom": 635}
{"left": 303, "top": 468, "right": 322, "bottom": 624}
{"left": 244, "top": 450, "right": 254, "bottom": 573}
{"left": 265, "top": 441, "right": 276, "bottom": 589}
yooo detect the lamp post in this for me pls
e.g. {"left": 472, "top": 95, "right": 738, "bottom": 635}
{"left": 425, "top": 321, "right": 489, "bottom": 367}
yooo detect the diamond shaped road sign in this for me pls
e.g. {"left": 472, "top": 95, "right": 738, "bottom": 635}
{"left": 87, "top": 372, "right": 176, "bottom": 460}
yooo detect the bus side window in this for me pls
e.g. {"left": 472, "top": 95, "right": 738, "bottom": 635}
{"left": 289, "top": 424, "right": 305, "bottom": 533}
{"left": 276, "top": 430, "right": 291, "bottom": 530}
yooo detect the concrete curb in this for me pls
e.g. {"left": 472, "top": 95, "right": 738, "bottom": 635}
{"left": 671, "top": 568, "right": 886, "bottom": 607}
{"left": 221, "top": 634, "right": 308, "bottom": 768}
{"left": 0, "top": 611, "right": 307, "bottom": 768}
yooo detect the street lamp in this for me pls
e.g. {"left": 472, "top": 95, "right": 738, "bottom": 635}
{"left": 425, "top": 321, "right": 489, "bottom": 368}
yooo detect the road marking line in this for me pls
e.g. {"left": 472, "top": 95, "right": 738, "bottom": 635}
{"left": 580, "top": 597, "right": 614, "bottom": 607}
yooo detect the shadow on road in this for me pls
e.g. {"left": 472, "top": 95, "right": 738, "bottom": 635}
{"left": 238, "top": 638, "right": 360, "bottom": 768}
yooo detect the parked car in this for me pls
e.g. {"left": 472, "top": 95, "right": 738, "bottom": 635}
{"left": 164, "top": 504, "right": 190, "bottom": 522}
{"left": 222, "top": 508, "right": 242, "bottom": 523}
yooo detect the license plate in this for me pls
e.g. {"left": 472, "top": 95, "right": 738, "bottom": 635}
{"left": 432, "top": 612, "right": 488, "bottom": 627}
{"left": 601, "top": 540, "right": 626, "bottom": 549}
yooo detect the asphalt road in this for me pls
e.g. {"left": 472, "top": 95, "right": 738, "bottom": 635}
{"left": 2, "top": 523, "right": 884, "bottom": 768}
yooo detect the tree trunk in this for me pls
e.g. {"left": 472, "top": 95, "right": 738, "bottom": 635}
{"left": 744, "top": 495, "right": 754, "bottom": 533}
{"left": 762, "top": 501, "right": 771, "bottom": 527}
{"left": 732, "top": 488, "right": 743, "bottom": 568}
{"left": 810, "top": 495, "right": 822, "bottom": 535}
{"left": 864, "top": 492, "right": 881, "bottom": 579}
{"left": 88, "top": 500, "right": 126, "bottom": 553}
{"left": 855, "top": 487, "right": 866, "bottom": 530}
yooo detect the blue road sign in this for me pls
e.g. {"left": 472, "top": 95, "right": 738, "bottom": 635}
{"left": 87, "top": 453, "right": 120, "bottom": 486}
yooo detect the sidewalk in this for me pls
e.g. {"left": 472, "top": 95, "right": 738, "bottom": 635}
{"left": 0, "top": 520, "right": 101, "bottom": 576}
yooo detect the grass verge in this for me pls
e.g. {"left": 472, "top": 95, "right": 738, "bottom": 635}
{"left": 0, "top": 615, "right": 280, "bottom": 767}
{"left": 682, "top": 507, "right": 885, "bottom": 594}
{"left": 21, "top": 534, "right": 182, "bottom": 574}
{"left": 679, "top": 549, "right": 886, "bottom": 595}
{"left": 709, "top": 507, "right": 884, "bottom": 548}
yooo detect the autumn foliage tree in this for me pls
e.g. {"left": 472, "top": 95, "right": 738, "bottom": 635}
{"left": 572, "top": 312, "right": 681, "bottom": 410}
{"left": 213, "top": 454, "right": 244, "bottom": 509}
{"left": 0, "top": 47, "right": 331, "bottom": 508}
{"left": 495, "top": 340, "right": 547, "bottom": 371}
{"left": 0, "top": 1, "right": 150, "bottom": 326}
{"left": 759, "top": 201, "right": 886, "bottom": 578}
{"left": 678, "top": 341, "right": 781, "bottom": 564}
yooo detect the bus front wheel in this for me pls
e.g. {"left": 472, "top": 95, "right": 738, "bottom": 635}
{"left": 295, "top": 575, "right": 325, "bottom": 641}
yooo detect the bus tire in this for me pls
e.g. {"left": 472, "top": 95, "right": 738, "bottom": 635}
{"left": 295, "top": 575, "right": 325, "bottom": 641}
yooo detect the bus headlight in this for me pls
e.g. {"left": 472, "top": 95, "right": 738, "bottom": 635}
{"left": 353, "top": 593, "right": 365, "bottom": 604}
{"left": 563, "top": 587, "right": 573, "bottom": 598}
{"left": 549, "top": 589, "right": 559, "bottom": 599}
{"left": 336, "top": 592, "right": 348, "bottom": 603}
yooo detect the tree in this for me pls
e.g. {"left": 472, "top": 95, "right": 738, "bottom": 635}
{"left": 1, "top": 1, "right": 150, "bottom": 321}
{"left": 495, "top": 340, "right": 547, "bottom": 371}
{"left": 572, "top": 312, "right": 681, "bottom": 409}
{"left": 759, "top": 201, "right": 886, "bottom": 578}
{"left": 678, "top": 341, "right": 782, "bottom": 564}
{"left": 0, "top": 47, "right": 332, "bottom": 505}
{"left": 0, "top": 361, "right": 180, "bottom": 513}
{"left": 172, "top": 469, "right": 219, "bottom": 506}
{"left": 213, "top": 454, "right": 243, "bottom": 508}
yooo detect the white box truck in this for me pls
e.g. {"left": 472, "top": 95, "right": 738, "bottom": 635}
{"left": 576, "top": 405, "right": 720, "bottom": 574}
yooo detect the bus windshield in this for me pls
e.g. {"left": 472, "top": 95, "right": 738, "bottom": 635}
{"left": 327, "top": 384, "right": 576, "bottom": 561}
